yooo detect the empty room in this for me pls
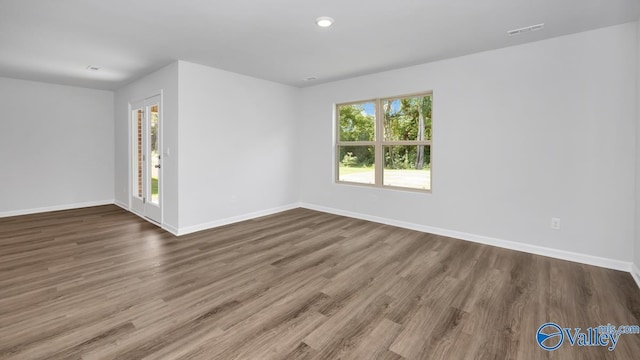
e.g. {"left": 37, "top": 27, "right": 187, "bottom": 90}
{"left": 2, "top": 1, "right": 640, "bottom": 359}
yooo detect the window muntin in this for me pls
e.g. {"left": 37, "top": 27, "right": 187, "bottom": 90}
{"left": 336, "top": 93, "right": 432, "bottom": 192}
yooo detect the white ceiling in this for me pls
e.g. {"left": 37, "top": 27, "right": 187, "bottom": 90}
{"left": 1, "top": 0, "right": 638, "bottom": 90}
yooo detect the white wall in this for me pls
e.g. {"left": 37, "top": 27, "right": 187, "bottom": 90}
{"left": 0, "top": 77, "right": 114, "bottom": 215}
{"left": 177, "top": 61, "right": 298, "bottom": 232}
{"left": 114, "top": 62, "right": 179, "bottom": 230}
{"left": 298, "top": 23, "right": 637, "bottom": 264}
{"left": 635, "top": 18, "right": 640, "bottom": 275}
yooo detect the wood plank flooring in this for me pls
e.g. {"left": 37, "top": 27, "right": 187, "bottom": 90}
{"left": 1, "top": 205, "right": 639, "bottom": 359}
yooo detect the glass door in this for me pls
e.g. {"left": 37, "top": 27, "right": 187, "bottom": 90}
{"left": 130, "top": 95, "right": 161, "bottom": 224}
{"left": 148, "top": 103, "right": 160, "bottom": 206}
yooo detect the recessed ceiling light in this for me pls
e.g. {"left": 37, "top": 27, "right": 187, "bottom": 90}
{"left": 507, "top": 23, "right": 544, "bottom": 36}
{"left": 303, "top": 76, "right": 318, "bottom": 81}
{"left": 316, "top": 16, "right": 334, "bottom": 28}
{"left": 86, "top": 65, "right": 101, "bottom": 71}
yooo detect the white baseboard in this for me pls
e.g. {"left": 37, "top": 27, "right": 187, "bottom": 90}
{"left": 176, "top": 203, "right": 301, "bottom": 236}
{"left": 114, "top": 200, "right": 129, "bottom": 210}
{"left": 299, "top": 202, "right": 633, "bottom": 273}
{"left": 163, "top": 223, "right": 180, "bottom": 236}
{"left": 114, "top": 200, "right": 178, "bottom": 236}
{"left": 0, "top": 200, "right": 114, "bottom": 218}
{"left": 632, "top": 264, "right": 640, "bottom": 290}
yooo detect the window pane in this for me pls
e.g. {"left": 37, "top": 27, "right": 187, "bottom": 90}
{"left": 149, "top": 104, "right": 159, "bottom": 204}
{"left": 383, "top": 95, "right": 432, "bottom": 141}
{"left": 338, "top": 102, "right": 375, "bottom": 141}
{"left": 133, "top": 108, "right": 143, "bottom": 199}
{"left": 383, "top": 145, "right": 431, "bottom": 190}
{"left": 338, "top": 146, "right": 375, "bottom": 184}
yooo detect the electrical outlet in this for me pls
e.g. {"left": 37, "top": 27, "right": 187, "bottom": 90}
{"left": 551, "top": 218, "right": 561, "bottom": 230}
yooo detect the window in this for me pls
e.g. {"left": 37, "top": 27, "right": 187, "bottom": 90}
{"left": 336, "top": 92, "right": 432, "bottom": 191}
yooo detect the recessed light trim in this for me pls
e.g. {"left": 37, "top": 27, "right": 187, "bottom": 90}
{"left": 316, "top": 16, "right": 334, "bottom": 28}
{"left": 507, "top": 23, "right": 544, "bottom": 36}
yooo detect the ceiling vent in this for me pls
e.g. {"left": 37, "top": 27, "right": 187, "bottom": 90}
{"left": 507, "top": 23, "right": 544, "bottom": 36}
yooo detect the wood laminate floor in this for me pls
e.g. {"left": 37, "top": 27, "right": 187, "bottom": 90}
{"left": 1, "top": 205, "right": 640, "bottom": 359}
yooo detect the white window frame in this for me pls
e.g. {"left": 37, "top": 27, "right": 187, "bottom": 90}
{"left": 335, "top": 91, "right": 433, "bottom": 193}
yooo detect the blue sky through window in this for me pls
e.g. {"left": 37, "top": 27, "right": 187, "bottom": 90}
{"left": 362, "top": 102, "right": 375, "bottom": 116}
{"left": 360, "top": 100, "right": 401, "bottom": 117}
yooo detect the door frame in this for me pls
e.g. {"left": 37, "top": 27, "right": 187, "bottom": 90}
{"left": 128, "top": 91, "right": 163, "bottom": 226}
